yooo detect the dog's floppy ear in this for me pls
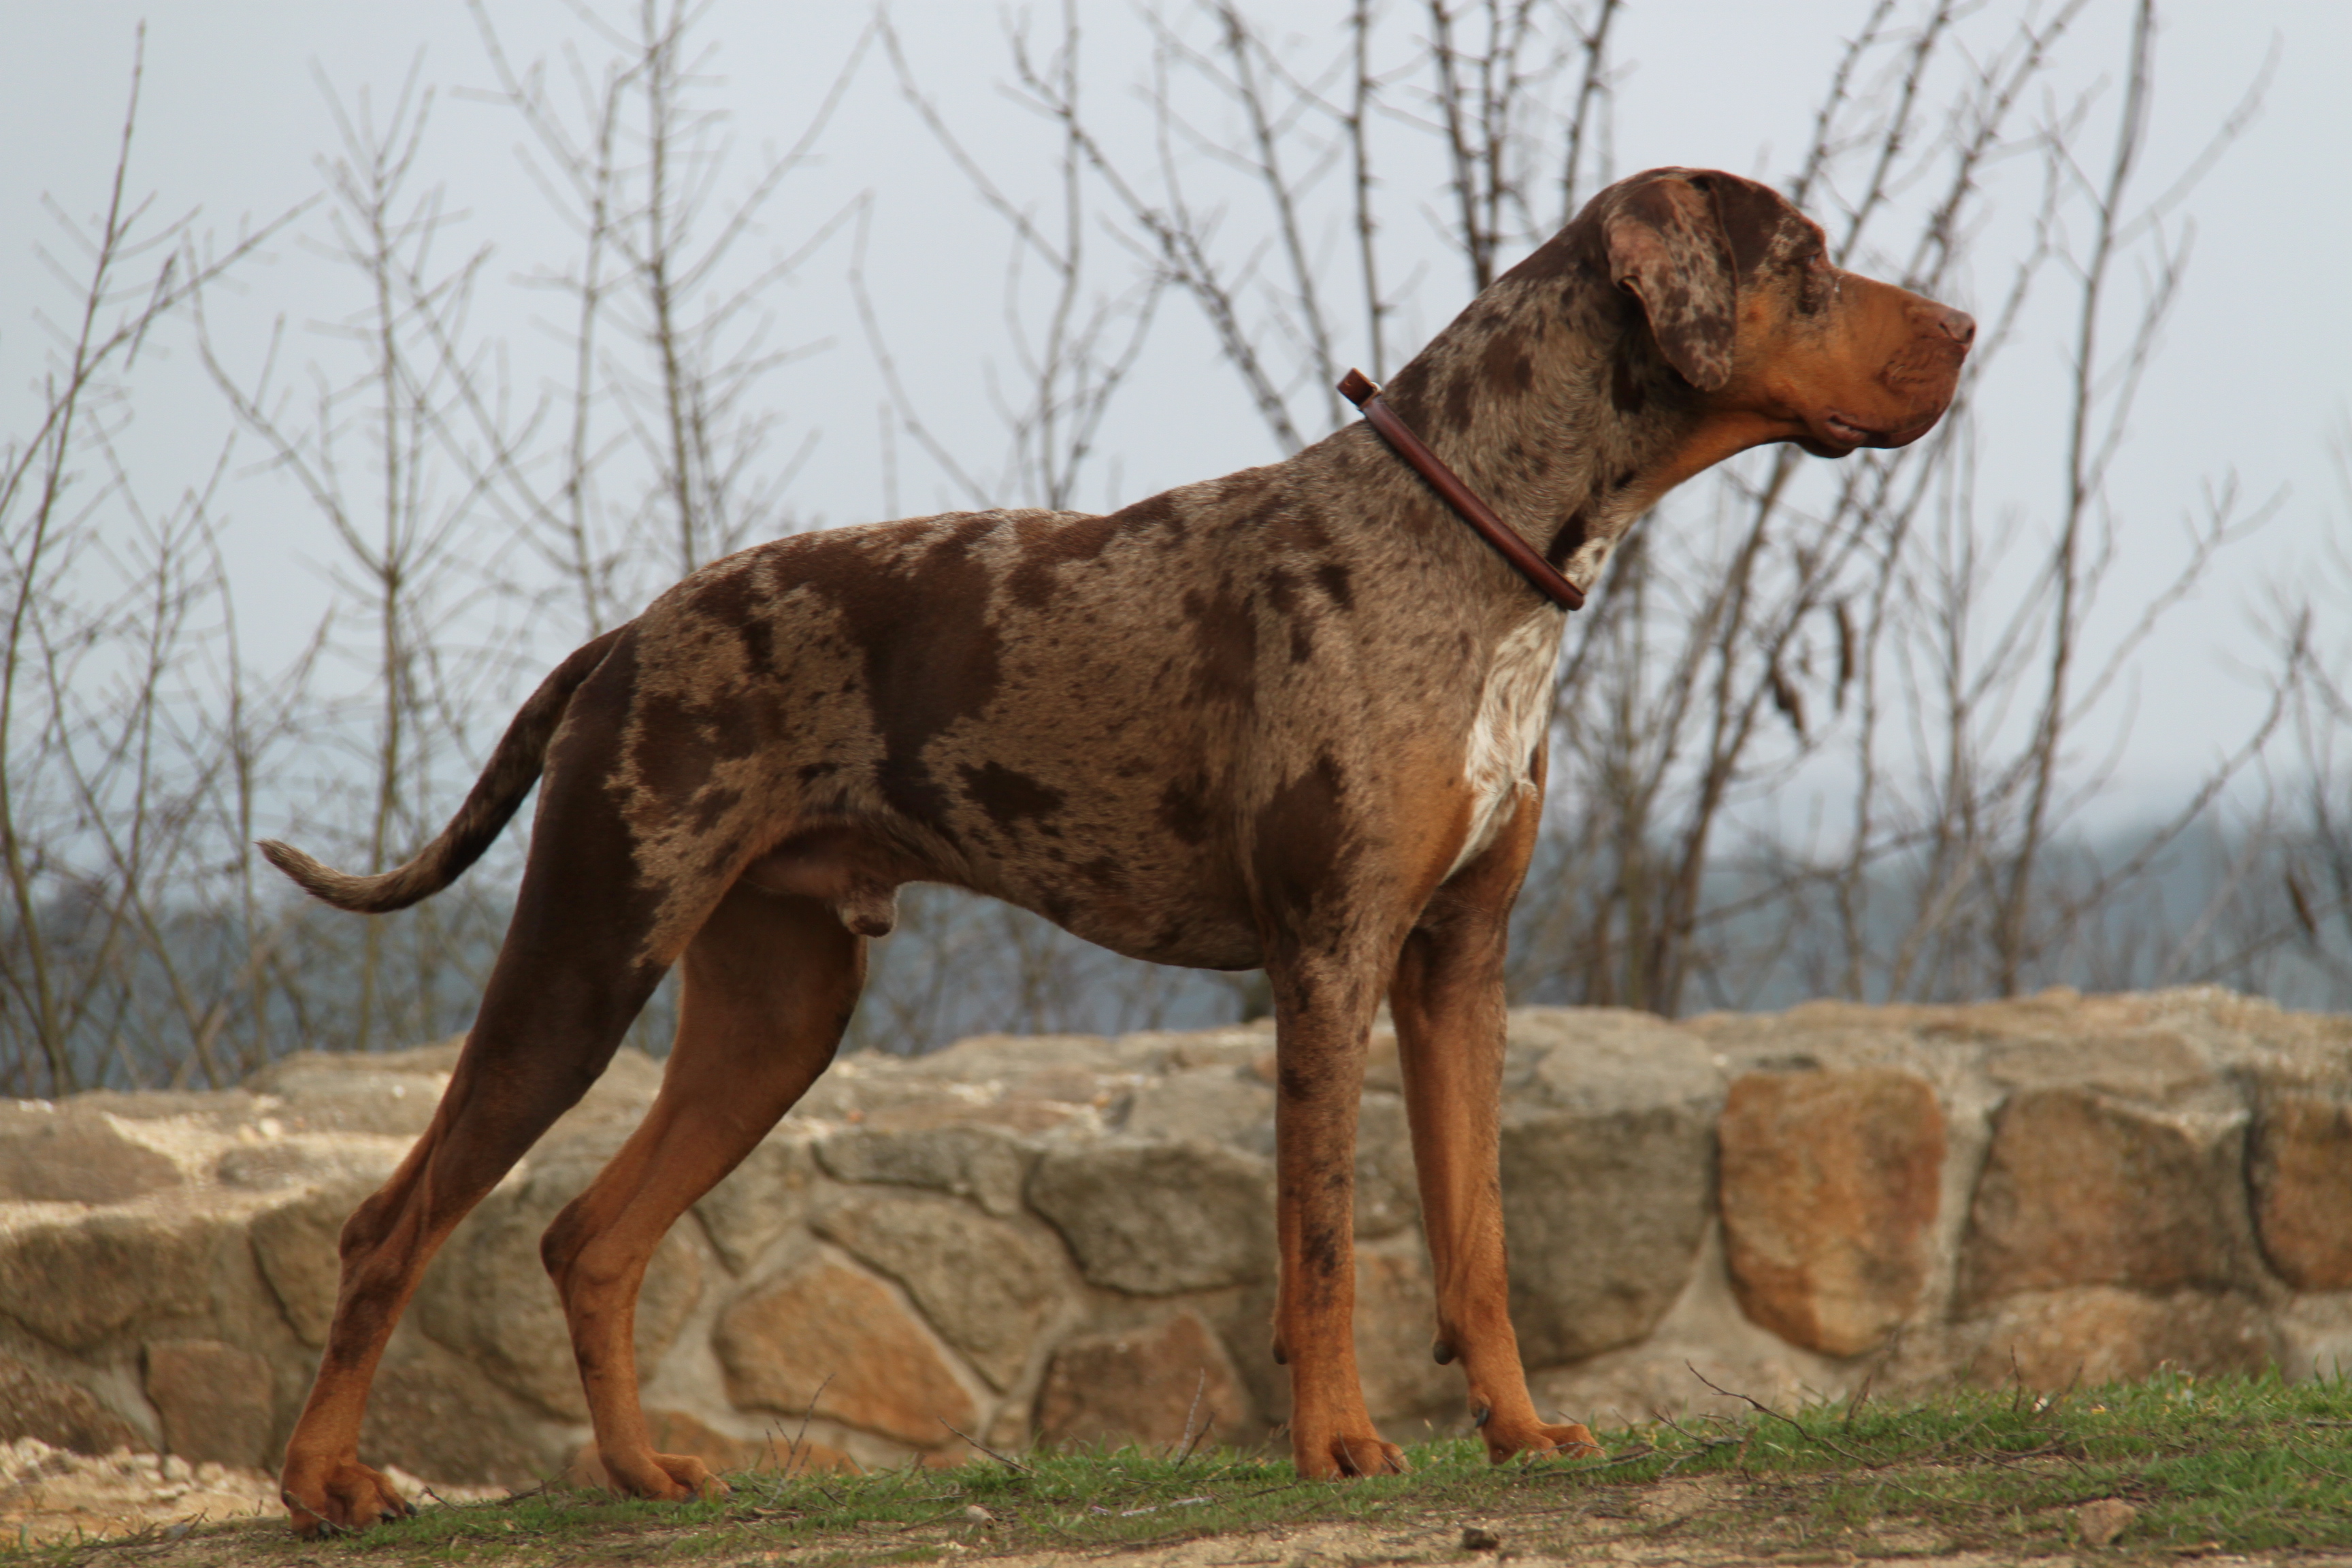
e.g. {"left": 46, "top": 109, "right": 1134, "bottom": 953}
{"left": 1603, "top": 176, "right": 1737, "bottom": 392}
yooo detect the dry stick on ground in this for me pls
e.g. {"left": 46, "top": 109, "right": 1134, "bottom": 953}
{"left": 1174, "top": 1371, "right": 1214, "bottom": 1464}
{"left": 1682, "top": 1362, "right": 1874, "bottom": 1467}
{"left": 940, "top": 1421, "right": 1035, "bottom": 1475}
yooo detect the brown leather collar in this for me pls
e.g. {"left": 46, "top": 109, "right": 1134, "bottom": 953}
{"left": 1339, "top": 369, "right": 1586, "bottom": 612}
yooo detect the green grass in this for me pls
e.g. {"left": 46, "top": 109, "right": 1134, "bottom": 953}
{"left": 19, "top": 1369, "right": 2352, "bottom": 1565}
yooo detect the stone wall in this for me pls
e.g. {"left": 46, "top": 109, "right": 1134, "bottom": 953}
{"left": 3, "top": 987, "right": 2350, "bottom": 1486}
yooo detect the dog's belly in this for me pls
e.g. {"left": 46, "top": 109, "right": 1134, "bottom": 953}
{"left": 981, "top": 858, "right": 1267, "bottom": 972}
{"left": 1051, "top": 904, "right": 1264, "bottom": 971}
{"left": 747, "top": 816, "right": 1267, "bottom": 971}
{"left": 1446, "top": 610, "right": 1563, "bottom": 879}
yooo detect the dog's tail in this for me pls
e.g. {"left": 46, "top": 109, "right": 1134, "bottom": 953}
{"left": 259, "top": 625, "right": 630, "bottom": 914}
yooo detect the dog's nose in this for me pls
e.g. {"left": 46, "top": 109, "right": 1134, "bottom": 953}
{"left": 1935, "top": 306, "right": 1976, "bottom": 348}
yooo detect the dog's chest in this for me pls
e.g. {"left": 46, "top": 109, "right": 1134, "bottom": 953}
{"left": 1446, "top": 611, "right": 1565, "bottom": 879}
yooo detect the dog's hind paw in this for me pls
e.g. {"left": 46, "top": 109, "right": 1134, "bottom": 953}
{"left": 282, "top": 1458, "right": 416, "bottom": 1537}
{"left": 1482, "top": 1416, "right": 1603, "bottom": 1466}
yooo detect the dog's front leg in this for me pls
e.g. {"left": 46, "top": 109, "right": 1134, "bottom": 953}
{"left": 1267, "top": 954, "right": 1407, "bottom": 1477}
{"left": 1390, "top": 791, "right": 1601, "bottom": 1465}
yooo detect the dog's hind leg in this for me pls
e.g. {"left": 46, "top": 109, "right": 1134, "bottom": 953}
{"left": 542, "top": 882, "right": 864, "bottom": 1501}
{"left": 1389, "top": 789, "right": 1601, "bottom": 1465}
{"left": 277, "top": 943, "right": 672, "bottom": 1533}
{"left": 278, "top": 710, "right": 683, "bottom": 1535}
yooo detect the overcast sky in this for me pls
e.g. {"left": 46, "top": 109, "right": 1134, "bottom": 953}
{"left": 3, "top": 1, "right": 2347, "bottom": 819}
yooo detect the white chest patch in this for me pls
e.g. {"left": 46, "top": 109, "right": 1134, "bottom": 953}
{"left": 1447, "top": 610, "right": 1567, "bottom": 880}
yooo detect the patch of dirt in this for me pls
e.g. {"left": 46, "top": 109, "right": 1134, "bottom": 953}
{"left": 0, "top": 1457, "right": 2313, "bottom": 1568}
{"left": 0, "top": 1438, "right": 497, "bottom": 1547}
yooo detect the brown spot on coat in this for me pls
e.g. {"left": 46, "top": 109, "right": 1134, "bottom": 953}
{"left": 797, "top": 516, "right": 1004, "bottom": 828}
{"left": 687, "top": 566, "right": 780, "bottom": 675}
{"left": 1184, "top": 585, "right": 1257, "bottom": 706}
{"left": 688, "top": 785, "right": 742, "bottom": 834}
{"left": 1610, "top": 348, "right": 1647, "bottom": 414}
{"left": 958, "top": 761, "right": 1066, "bottom": 828}
{"left": 625, "top": 690, "right": 719, "bottom": 818}
{"left": 1158, "top": 776, "right": 1215, "bottom": 846}
{"left": 1007, "top": 512, "right": 1117, "bottom": 608}
{"left": 1546, "top": 510, "right": 1589, "bottom": 570}
{"left": 1254, "top": 752, "right": 1352, "bottom": 919}
{"left": 1443, "top": 368, "right": 1476, "bottom": 434}
{"left": 1218, "top": 471, "right": 1273, "bottom": 509}
{"left": 1269, "top": 501, "right": 1333, "bottom": 554}
{"left": 1482, "top": 331, "right": 1535, "bottom": 393}
{"left": 1122, "top": 492, "right": 1181, "bottom": 530}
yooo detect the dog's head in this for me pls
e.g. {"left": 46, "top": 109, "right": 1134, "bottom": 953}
{"left": 1590, "top": 167, "right": 1973, "bottom": 457}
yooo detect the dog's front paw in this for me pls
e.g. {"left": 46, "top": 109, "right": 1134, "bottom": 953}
{"left": 602, "top": 1448, "right": 729, "bottom": 1503}
{"left": 1481, "top": 1414, "right": 1603, "bottom": 1465}
{"left": 1294, "top": 1426, "right": 1409, "bottom": 1478}
{"left": 282, "top": 1458, "right": 415, "bottom": 1537}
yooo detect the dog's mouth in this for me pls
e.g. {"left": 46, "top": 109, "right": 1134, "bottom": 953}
{"left": 1797, "top": 406, "right": 1946, "bottom": 458}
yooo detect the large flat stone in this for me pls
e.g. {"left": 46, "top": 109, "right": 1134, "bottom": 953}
{"left": 1028, "top": 1140, "right": 1275, "bottom": 1296}
{"left": 1982, "top": 1026, "right": 2219, "bottom": 1101}
{"left": 815, "top": 1122, "right": 1036, "bottom": 1220}
{"left": 362, "top": 1330, "right": 562, "bottom": 1487}
{"left": 1520, "top": 1009, "right": 1725, "bottom": 1115}
{"left": 1961, "top": 1088, "right": 2246, "bottom": 1305}
{"left": 248, "top": 1175, "right": 385, "bottom": 1348}
{"left": 1500, "top": 1102, "right": 1714, "bottom": 1365}
{"left": 814, "top": 1193, "right": 1068, "bottom": 1391}
{"left": 1352, "top": 1247, "right": 1456, "bottom": 1422}
{"left": 0, "top": 1352, "right": 144, "bottom": 1454}
{"left": 1964, "top": 1287, "right": 2279, "bottom": 1390}
{"left": 696, "top": 1132, "right": 821, "bottom": 1274}
{"left": 0, "top": 1211, "right": 224, "bottom": 1352}
{"left": 1034, "top": 1311, "right": 1255, "bottom": 1451}
{"left": 0, "top": 1107, "right": 184, "bottom": 1205}
{"left": 2249, "top": 1089, "right": 2352, "bottom": 1291}
{"left": 1115, "top": 1067, "right": 1275, "bottom": 1156}
{"left": 1718, "top": 1070, "right": 1944, "bottom": 1356}
{"left": 144, "top": 1338, "right": 276, "bottom": 1469}
{"left": 242, "top": 1067, "right": 445, "bottom": 1139}
{"left": 716, "top": 1258, "right": 977, "bottom": 1446}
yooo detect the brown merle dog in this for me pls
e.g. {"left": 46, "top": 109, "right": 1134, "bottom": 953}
{"left": 265, "top": 166, "right": 1970, "bottom": 1533}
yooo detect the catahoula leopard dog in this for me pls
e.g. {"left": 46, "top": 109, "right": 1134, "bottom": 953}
{"left": 265, "top": 167, "right": 1970, "bottom": 1533}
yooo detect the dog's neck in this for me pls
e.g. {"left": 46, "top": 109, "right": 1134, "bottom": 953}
{"left": 1361, "top": 228, "right": 1722, "bottom": 606}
